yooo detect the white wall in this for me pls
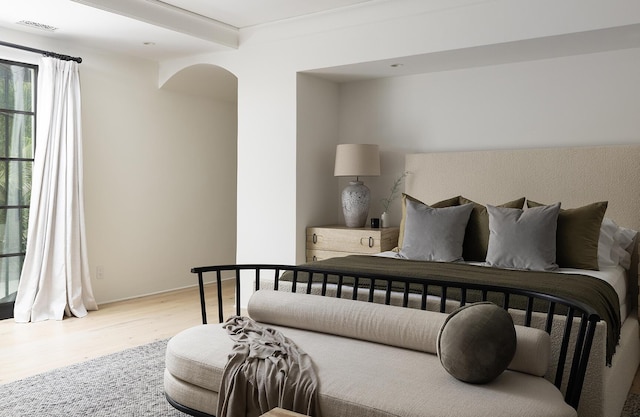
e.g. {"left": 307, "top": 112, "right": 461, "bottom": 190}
{"left": 297, "top": 74, "right": 340, "bottom": 260}
{"left": 1, "top": 29, "right": 238, "bottom": 304}
{"left": 82, "top": 54, "right": 238, "bottom": 303}
{"left": 157, "top": 0, "right": 640, "bottom": 268}
{"left": 4, "top": 0, "right": 640, "bottom": 305}
{"left": 338, "top": 47, "right": 640, "bottom": 226}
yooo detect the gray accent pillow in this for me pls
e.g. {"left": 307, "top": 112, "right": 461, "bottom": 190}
{"left": 486, "top": 203, "right": 561, "bottom": 271}
{"left": 397, "top": 194, "right": 461, "bottom": 250}
{"left": 459, "top": 197, "right": 526, "bottom": 262}
{"left": 398, "top": 200, "right": 473, "bottom": 262}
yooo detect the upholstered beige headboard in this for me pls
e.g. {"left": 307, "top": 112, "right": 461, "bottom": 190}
{"left": 405, "top": 145, "right": 640, "bottom": 232}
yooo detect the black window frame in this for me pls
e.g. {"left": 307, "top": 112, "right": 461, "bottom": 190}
{"left": 0, "top": 58, "right": 37, "bottom": 320}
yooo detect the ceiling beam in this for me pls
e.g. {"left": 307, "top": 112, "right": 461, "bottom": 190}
{"left": 71, "top": 0, "right": 238, "bottom": 48}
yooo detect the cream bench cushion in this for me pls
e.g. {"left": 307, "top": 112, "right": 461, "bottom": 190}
{"left": 164, "top": 291, "right": 575, "bottom": 417}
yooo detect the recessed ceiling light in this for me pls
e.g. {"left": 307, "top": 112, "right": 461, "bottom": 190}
{"left": 16, "top": 20, "right": 58, "bottom": 32}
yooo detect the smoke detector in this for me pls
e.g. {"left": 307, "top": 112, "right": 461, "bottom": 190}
{"left": 16, "top": 20, "right": 59, "bottom": 32}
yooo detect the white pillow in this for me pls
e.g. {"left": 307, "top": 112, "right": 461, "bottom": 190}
{"left": 598, "top": 218, "right": 637, "bottom": 269}
{"left": 398, "top": 200, "right": 473, "bottom": 262}
{"left": 486, "top": 203, "right": 561, "bottom": 271}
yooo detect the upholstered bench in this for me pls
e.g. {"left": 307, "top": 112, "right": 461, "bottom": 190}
{"left": 164, "top": 290, "right": 577, "bottom": 417}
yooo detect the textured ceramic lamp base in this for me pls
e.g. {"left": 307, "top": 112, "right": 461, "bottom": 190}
{"left": 342, "top": 181, "right": 370, "bottom": 227}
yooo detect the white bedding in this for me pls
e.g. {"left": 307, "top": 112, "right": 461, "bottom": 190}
{"left": 375, "top": 251, "right": 629, "bottom": 319}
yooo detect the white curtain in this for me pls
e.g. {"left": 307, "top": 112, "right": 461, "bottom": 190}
{"left": 13, "top": 57, "right": 97, "bottom": 322}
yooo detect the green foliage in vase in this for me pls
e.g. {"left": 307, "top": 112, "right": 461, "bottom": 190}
{"left": 380, "top": 171, "right": 409, "bottom": 213}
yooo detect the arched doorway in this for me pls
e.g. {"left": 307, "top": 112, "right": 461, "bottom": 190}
{"left": 161, "top": 64, "right": 239, "bottom": 266}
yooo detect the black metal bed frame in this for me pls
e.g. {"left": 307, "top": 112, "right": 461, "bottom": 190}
{"left": 185, "top": 263, "right": 600, "bottom": 412}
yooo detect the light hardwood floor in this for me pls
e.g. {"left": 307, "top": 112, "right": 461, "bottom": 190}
{"left": 0, "top": 280, "right": 237, "bottom": 385}
{"left": 2, "top": 280, "right": 640, "bottom": 403}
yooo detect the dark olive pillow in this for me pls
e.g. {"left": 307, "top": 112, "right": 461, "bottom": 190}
{"left": 527, "top": 200, "right": 608, "bottom": 270}
{"left": 430, "top": 195, "right": 462, "bottom": 208}
{"left": 437, "top": 302, "right": 517, "bottom": 384}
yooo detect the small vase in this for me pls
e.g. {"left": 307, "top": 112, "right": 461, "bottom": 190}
{"left": 381, "top": 211, "right": 390, "bottom": 228}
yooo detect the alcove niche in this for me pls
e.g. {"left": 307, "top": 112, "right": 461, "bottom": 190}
{"left": 161, "top": 64, "right": 239, "bottom": 266}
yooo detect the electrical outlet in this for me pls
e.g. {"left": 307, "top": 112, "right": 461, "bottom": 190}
{"left": 96, "top": 265, "right": 104, "bottom": 280}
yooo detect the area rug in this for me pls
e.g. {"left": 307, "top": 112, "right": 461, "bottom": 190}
{"left": 0, "top": 339, "right": 184, "bottom": 417}
{"left": 623, "top": 393, "right": 640, "bottom": 417}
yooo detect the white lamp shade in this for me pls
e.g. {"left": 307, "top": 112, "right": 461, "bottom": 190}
{"left": 334, "top": 144, "right": 380, "bottom": 177}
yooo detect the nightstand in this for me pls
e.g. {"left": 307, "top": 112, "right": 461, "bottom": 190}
{"left": 305, "top": 225, "right": 399, "bottom": 262}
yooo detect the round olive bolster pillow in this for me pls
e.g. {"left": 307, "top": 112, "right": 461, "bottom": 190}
{"left": 437, "top": 302, "right": 517, "bottom": 384}
{"left": 248, "top": 290, "right": 550, "bottom": 378}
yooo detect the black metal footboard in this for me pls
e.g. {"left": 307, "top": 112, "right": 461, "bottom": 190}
{"left": 190, "top": 263, "right": 600, "bottom": 410}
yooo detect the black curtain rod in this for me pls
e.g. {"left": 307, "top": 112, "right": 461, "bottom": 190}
{"left": 0, "top": 40, "right": 82, "bottom": 63}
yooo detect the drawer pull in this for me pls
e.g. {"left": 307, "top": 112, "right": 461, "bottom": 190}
{"left": 313, "top": 255, "right": 317, "bottom": 261}
{"left": 312, "top": 233, "right": 318, "bottom": 244}
{"left": 359, "top": 237, "right": 375, "bottom": 248}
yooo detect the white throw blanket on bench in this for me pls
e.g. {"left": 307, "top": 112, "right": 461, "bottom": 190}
{"left": 217, "top": 316, "right": 321, "bottom": 417}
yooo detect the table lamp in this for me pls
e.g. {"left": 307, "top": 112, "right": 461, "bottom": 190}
{"left": 334, "top": 144, "right": 380, "bottom": 227}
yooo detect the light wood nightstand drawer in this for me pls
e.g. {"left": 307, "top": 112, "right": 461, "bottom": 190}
{"left": 306, "top": 226, "right": 399, "bottom": 261}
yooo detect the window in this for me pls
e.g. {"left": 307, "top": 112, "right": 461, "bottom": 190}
{"left": 0, "top": 59, "right": 36, "bottom": 319}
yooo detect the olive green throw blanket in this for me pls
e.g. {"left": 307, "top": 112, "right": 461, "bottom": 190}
{"left": 282, "top": 255, "right": 620, "bottom": 364}
{"left": 217, "top": 316, "right": 321, "bottom": 417}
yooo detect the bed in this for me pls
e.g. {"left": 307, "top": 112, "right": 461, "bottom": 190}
{"left": 396, "top": 145, "right": 640, "bottom": 417}
{"left": 389, "top": 145, "right": 640, "bottom": 417}
{"left": 192, "top": 145, "right": 640, "bottom": 417}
